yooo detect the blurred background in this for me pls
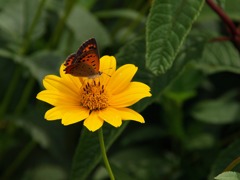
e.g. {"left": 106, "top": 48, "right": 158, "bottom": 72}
{"left": 0, "top": 0, "right": 240, "bottom": 179}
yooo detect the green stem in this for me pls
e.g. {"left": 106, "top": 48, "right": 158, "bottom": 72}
{"left": 224, "top": 157, "right": 240, "bottom": 172}
{"left": 0, "top": 67, "right": 22, "bottom": 118}
{"left": 98, "top": 128, "right": 115, "bottom": 180}
{"left": 162, "top": 96, "right": 186, "bottom": 142}
{"left": 48, "top": 0, "right": 77, "bottom": 49}
{"left": 1, "top": 140, "right": 37, "bottom": 180}
{"left": 20, "top": 0, "right": 47, "bottom": 55}
{"left": 15, "top": 77, "right": 35, "bottom": 115}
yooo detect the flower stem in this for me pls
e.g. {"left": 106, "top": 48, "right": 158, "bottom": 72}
{"left": 47, "top": 0, "right": 77, "bottom": 49}
{"left": 224, "top": 157, "right": 240, "bottom": 172}
{"left": 206, "top": 0, "right": 237, "bottom": 36}
{"left": 98, "top": 128, "right": 115, "bottom": 180}
{"left": 0, "top": 66, "right": 22, "bottom": 118}
{"left": 15, "top": 77, "right": 35, "bottom": 115}
{"left": 20, "top": 0, "right": 47, "bottom": 55}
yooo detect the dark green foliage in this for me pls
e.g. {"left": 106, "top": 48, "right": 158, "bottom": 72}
{"left": 0, "top": 0, "right": 240, "bottom": 179}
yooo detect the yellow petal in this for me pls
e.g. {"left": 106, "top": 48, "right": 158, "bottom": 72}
{"left": 107, "top": 64, "right": 138, "bottom": 95}
{"left": 59, "top": 63, "right": 82, "bottom": 90}
{"left": 45, "top": 106, "right": 63, "bottom": 120}
{"left": 84, "top": 111, "right": 104, "bottom": 132}
{"left": 36, "top": 90, "right": 80, "bottom": 106}
{"left": 99, "top": 56, "right": 116, "bottom": 85}
{"left": 115, "top": 107, "right": 145, "bottom": 123}
{"left": 98, "top": 107, "right": 122, "bottom": 127}
{"left": 109, "top": 82, "right": 151, "bottom": 107}
{"left": 100, "top": 56, "right": 116, "bottom": 76}
{"left": 62, "top": 106, "right": 90, "bottom": 125}
{"left": 43, "top": 75, "right": 79, "bottom": 97}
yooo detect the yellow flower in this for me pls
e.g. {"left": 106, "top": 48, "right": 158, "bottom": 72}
{"left": 36, "top": 56, "right": 151, "bottom": 132}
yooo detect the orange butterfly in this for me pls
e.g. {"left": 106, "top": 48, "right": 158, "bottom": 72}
{"left": 64, "top": 38, "right": 102, "bottom": 78}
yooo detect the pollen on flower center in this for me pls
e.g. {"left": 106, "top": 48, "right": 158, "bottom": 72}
{"left": 80, "top": 79, "right": 109, "bottom": 111}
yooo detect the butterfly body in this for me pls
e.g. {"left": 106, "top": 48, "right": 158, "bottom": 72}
{"left": 64, "top": 38, "right": 102, "bottom": 78}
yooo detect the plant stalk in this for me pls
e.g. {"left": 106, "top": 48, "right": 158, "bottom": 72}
{"left": 98, "top": 128, "right": 115, "bottom": 180}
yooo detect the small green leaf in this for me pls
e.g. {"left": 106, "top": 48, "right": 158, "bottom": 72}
{"left": 23, "top": 164, "right": 67, "bottom": 180}
{"left": 215, "top": 171, "right": 240, "bottom": 180}
{"left": 191, "top": 97, "right": 240, "bottom": 124}
{"left": 216, "top": 0, "right": 226, "bottom": 9}
{"left": 164, "top": 64, "right": 205, "bottom": 104}
{"left": 95, "top": 9, "right": 146, "bottom": 22}
{"left": 16, "top": 118, "right": 50, "bottom": 149}
{"left": 210, "top": 140, "right": 240, "bottom": 179}
{"left": 195, "top": 41, "right": 240, "bottom": 74}
{"left": 93, "top": 163, "right": 134, "bottom": 180}
{"left": 146, "top": 0, "right": 204, "bottom": 75}
{"left": 185, "top": 133, "right": 215, "bottom": 150}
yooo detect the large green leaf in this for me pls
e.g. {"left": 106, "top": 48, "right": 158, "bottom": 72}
{"left": 146, "top": 0, "right": 204, "bottom": 75}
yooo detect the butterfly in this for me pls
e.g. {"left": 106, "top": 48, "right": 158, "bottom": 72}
{"left": 63, "top": 38, "right": 102, "bottom": 78}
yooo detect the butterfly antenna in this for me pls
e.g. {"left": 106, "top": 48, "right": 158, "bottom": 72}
{"left": 101, "top": 67, "right": 113, "bottom": 77}
{"left": 103, "top": 72, "right": 111, "bottom": 77}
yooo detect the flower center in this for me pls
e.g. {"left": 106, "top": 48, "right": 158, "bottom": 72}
{"left": 80, "top": 79, "right": 109, "bottom": 111}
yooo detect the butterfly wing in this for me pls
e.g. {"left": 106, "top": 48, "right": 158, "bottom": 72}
{"left": 76, "top": 38, "right": 99, "bottom": 56}
{"left": 64, "top": 53, "right": 76, "bottom": 67}
{"left": 64, "top": 38, "right": 100, "bottom": 77}
{"left": 64, "top": 50, "right": 99, "bottom": 76}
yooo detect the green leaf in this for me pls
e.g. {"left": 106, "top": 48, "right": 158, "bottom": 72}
{"left": 0, "top": 0, "right": 45, "bottom": 47}
{"left": 164, "top": 64, "right": 205, "bottom": 104}
{"left": 194, "top": 41, "right": 240, "bottom": 74}
{"left": 93, "top": 163, "right": 134, "bottom": 180}
{"left": 191, "top": 95, "right": 240, "bottom": 124}
{"left": 23, "top": 50, "right": 64, "bottom": 84}
{"left": 95, "top": 9, "right": 146, "bottom": 22}
{"left": 146, "top": 0, "right": 204, "bottom": 75}
{"left": 185, "top": 133, "right": 215, "bottom": 150}
{"left": 23, "top": 164, "right": 67, "bottom": 180}
{"left": 166, "top": 65, "right": 205, "bottom": 93}
{"left": 110, "top": 148, "right": 180, "bottom": 179}
{"left": 216, "top": 0, "right": 226, "bottom": 9}
{"left": 210, "top": 140, "right": 240, "bottom": 179}
{"left": 78, "top": 0, "right": 97, "bottom": 9}
{"left": 215, "top": 171, "right": 240, "bottom": 180}
{"left": 66, "top": 5, "right": 111, "bottom": 51}
{"left": 15, "top": 117, "right": 50, "bottom": 149}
